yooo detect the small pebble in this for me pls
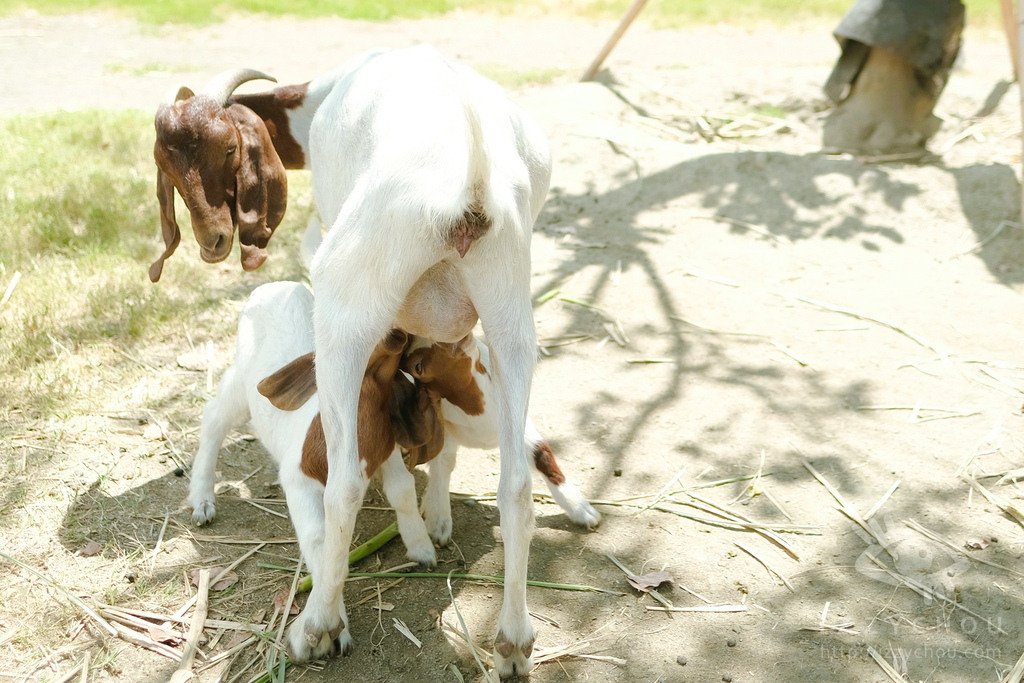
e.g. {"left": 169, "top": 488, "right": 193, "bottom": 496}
{"left": 173, "top": 467, "right": 185, "bottom": 477}
{"left": 457, "top": 558, "right": 466, "bottom": 567}
{"left": 613, "top": 468, "right": 623, "bottom": 477}
{"left": 727, "top": 638, "right": 737, "bottom": 647}
{"left": 991, "top": 537, "right": 998, "bottom": 543}
{"left": 463, "top": 498, "right": 478, "bottom": 507}
{"left": 676, "top": 655, "right": 687, "bottom": 666}
{"left": 723, "top": 675, "right": 732, "bottom": 682}
{"left": 125, "top": 572, "right": 137, "bottom": 584}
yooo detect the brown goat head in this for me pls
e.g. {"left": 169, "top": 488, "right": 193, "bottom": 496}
{"left": 401, "top": 335, "right": 485, "bottom": 417}
{"left": 151, "top": 70, "right": 287, "bottom": 282}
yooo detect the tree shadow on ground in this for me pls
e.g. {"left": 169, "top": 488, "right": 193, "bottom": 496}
{"left": 55, "top": 434, "right": 642, "bottom": 681}
{"left": 522, "top": 141, "right": 1024, "bottom": 680}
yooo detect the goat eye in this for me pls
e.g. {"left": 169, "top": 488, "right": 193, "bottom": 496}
{"left": 226, "top": 146, "right": 236, "bottom": 157}
{"left": 414, "top": 361, "right": 424, "bottom": 376}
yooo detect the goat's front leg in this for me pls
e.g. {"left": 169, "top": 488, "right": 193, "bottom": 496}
{"left": 380, "top": 448, "right": 436, "bottom": 565}
{"left": 189, "top": 365, "right": 250, "bottom": 526}
{"left": 467, "top": 265, "right": 538, "bottom": 678}
{"left": 525, "top": 421, "right": 601, "bottom": 530}
{"left": 278, "top": 455, "right": 328, "bottom": 597}
{"left": 421, "top": 433, "right": 459, "bottom": 546}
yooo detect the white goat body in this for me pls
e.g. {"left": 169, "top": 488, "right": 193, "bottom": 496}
{"left": 302, "top": 45, "right": 551, "bottom": 675}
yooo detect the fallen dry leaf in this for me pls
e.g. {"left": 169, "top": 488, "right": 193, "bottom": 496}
{"left": 146, "top": 626, "right": 183, "bottom": 646}
{"left": 78, "top": 540, "right": 102, "bottom": 557}
{"left": 626, "top": 570, "right": 674, "bottom": 593}
{"left": 964, "top": 538, "right": 989, "bottom": 551}
{"left": 273, "top": 589, "right": 301, "bottom": 615}
{"left": 192, "top": 567, "right": 238, "bottom": 592}
{"left": 224, "top": 631, "right": 250, "bottom": 649}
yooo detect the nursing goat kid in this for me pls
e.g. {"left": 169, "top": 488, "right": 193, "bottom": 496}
{"left": 270, "top": 332, "right": 601, "bottom": 547}
{"left": 188, "top": 281, "right": 442, "bottom": 573}
{"left": 155, "top": 46, "right": 553, "bottom": 675}
{"left": 190, "top": 285, "right": 597, "bottom": 671}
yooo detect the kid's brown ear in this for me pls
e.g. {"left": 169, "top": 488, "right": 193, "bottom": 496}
{"left": 258, "top": 352, "right": 317, "bottom": 411}
{"left": 390, "top": 374, "right": 443, "bottom": 452}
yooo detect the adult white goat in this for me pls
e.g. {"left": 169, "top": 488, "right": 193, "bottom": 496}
{"left": 154, "top": 46, "right": 552, "bottom": 676}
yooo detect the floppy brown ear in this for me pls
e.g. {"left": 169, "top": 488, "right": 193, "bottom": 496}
{"left": 391, "top": 376, "right": 445, "bottom": 470}
{"left": 150, "top": 167, "right": 181, "bottom": 282}
{"left": 299, "top": 413, "right": 328, "bottom": 485}
{"left": 227, "top": 104, "right": 287, "bottom": 272}
{"left": 257, "top": 352, "right": 317, "bottom": 411}
{"left": 406, "top": 389, "right": 445, "bottom": 470}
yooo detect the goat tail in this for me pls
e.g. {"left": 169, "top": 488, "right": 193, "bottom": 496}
{"left": 462, "top": 96, "right": 489, "bottom": 202}
{"left": 447, "top": 94, "right": 492, "bottom": 258}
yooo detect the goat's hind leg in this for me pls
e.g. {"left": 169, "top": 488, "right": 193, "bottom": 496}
{"left": 285, "top": 328, "right": 375, "bottom": 664}
{"left": 463, "top": 259, "right": 538, "bottom": 677}
{"left": 288, "top": 222, "right": 434, "bottom": 664}
{"left": 189, "top": 365, "right": 250, "bottom": 526}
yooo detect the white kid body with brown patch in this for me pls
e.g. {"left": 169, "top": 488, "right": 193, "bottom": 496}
{"left": 407, "top": 336, "right": 602, "bottom": 547}
{"left": 186, "top": 282, "right": 437, "bottom": 575}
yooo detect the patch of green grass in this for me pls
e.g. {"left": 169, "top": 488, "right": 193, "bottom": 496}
{"left": 0, "top": 0, "right": 454, "bottom": 24}
{"left": 0, "top": 0, "right": 1008, "bottom": 27}
{"left": 750, "top": 103, "right": 789, "bottom": 119}
{"left": 474, "top": 64, "right": 566, "bottom": 89}
{"left": 104, "top": 61, "right": 203, "bottom": 76}
{"left": 0, "top": 109, "right": 313, "bottom": 419}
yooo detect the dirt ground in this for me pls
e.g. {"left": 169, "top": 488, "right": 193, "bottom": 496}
{"left": 2, "top": 9, "right": 1024, "bottom": 683}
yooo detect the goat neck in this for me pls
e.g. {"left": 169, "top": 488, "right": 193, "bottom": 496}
{"left": 229, "top": 83, "right": 312, "bottom": 170}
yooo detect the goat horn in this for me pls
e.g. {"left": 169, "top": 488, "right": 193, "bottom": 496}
{"left": 200, "top": 69, "right": 277, "bottom": 105}
{"left": 162, "top": 85, "right": 195, "bottom": 106}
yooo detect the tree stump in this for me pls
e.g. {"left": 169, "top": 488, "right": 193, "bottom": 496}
{"left": 822, "top": 0, "right": 965, "bottom": 156}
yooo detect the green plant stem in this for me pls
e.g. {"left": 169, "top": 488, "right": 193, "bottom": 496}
{"left": 260, "top": 560, "right": 621, "bottom": 595}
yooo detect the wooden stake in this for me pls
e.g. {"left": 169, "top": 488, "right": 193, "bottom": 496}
{"left": 580, "top": 0, "right": 649, "bottom": 82}
{"left": 1018, "top": 0, "right": 1024, "bottom": 225}
{"left": 1002, "top": 0, "right": 1020, "bottom": 80}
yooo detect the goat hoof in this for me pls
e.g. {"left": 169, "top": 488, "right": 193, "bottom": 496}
{"left": 286, "top": 613, "right": 343, "bottom": 664}
{"left": 190, "top": 500, "right": 216, "bottom": 526}
{"left": 494, "top": 630, "right": 535, "bottom": 678}
{"left": 574, "top": 502, "right": 601, "bottom": 530}
{"left": 335, "top": 630, "right": 354, "bottom": 657}
{"left": 426, "top": 517, "right": 452, "bottom": 547}
{"left": 405, "top": 541, "right": 438, "bottom": 568}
